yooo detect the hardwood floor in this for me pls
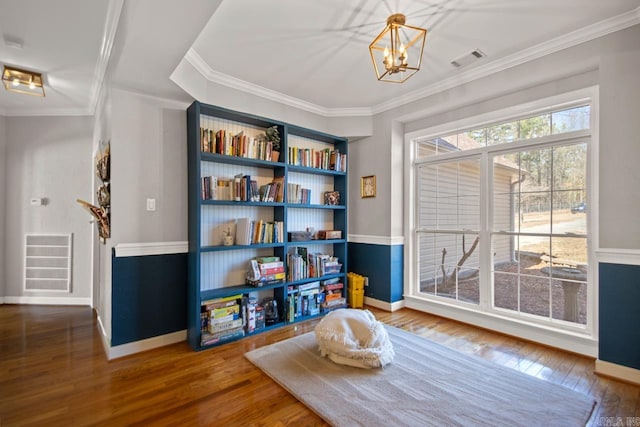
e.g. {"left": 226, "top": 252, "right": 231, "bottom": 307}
{"left": 1, "top": 304, "right": 639, "bottom": 426}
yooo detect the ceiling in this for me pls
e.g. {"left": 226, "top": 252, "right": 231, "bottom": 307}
{"left": 1, "top": 0, "right": 639, "bottom": 117}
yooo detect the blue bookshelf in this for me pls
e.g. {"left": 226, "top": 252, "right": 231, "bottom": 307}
{"left": 187, "top": 101, "right": 348, "bottom": 351}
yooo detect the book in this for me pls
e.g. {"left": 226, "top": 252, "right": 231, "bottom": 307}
{"left": 208, "top": 318, "right": 243, "bottom": 333}
{"left": 324, "top": 282, "right": 344, "bottom": 291}
{"left": 210, "top": 304, "right": 240, "bottom": 318}
{"left": 272, "top": 176, "right": 285, "bottom": 202}
{"left": 201, "top": 327, "right": 244, "bottom": 346}
{"left": 234, "top": 174, "right": 243, "bottom": 201}
{"left": 236, "top": 218, "right": 252, "bottom": 245}
{"left": 325, "top": 292, "right": 343, "bottom": 302}
{"left": 245, "top": 298, "right": 257, "bottom": 333}
{"left": 202, "top": 294, "right": 242, "bottom": 306}
{"left": 203, "top": 298, "right": 237, "bottom": 311}
{"left": 256, "top": 256, "right": 280, "bottom": 263}
{"left": 209, "top": 313, "right": 239, "bottom": 324}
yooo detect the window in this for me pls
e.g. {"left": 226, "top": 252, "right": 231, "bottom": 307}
{"left": 410, "top": 97, "right": 593, "bottom": 339}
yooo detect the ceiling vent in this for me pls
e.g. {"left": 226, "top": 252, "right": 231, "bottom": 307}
{"left": 451, "top": 49, "right": 486, "bottom": 68}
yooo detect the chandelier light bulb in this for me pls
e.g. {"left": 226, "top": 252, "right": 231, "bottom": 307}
{"left": 12, "top": 77, "right": 20, "bottom": 86}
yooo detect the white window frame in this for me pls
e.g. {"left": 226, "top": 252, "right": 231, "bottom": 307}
{"left": 403, "top": 87, "right": 599, "bottom": 356}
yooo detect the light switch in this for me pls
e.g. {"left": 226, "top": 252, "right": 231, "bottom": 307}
{"left": 146, "top": 198, "right": 156, "bottom": 211}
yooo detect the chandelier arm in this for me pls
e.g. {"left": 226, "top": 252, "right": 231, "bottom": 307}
{"left": 404, "top": 31, "right": 427, "bottom": 49}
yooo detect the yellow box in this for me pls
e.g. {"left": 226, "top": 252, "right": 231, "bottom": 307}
{"left": 347, "top": 272, "right": 365, "bottom": 308}
{"left": 347, "top": 272, "right": 365, "bottom": 290}
{"left": 348, "top": 287, "right": 364, "bottom": 309}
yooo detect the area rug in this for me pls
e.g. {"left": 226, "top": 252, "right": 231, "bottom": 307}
{"left": 245, "top": 325, "right": 595, "bottom": 426}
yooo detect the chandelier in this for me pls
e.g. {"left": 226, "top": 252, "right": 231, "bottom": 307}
{"left": 369, "top": 14, "right": 427, "bottom": 83}
{"left": 2, "top": 65, "right": 45, "bottom": 97}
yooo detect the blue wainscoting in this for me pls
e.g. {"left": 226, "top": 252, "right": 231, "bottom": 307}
{"left": 599, "top": 262, "right": 640, "bottom": 370}
{"left": 112, "top": 250, "right": 187, "bottom": 346}
{"left": 348, "top": 242, "right": 403, "bottom": 303}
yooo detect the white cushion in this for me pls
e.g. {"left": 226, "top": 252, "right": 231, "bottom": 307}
{"left": 314, "top": 308, "right": 394, "bottom": 369}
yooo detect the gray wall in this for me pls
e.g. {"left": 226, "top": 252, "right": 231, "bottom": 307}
{"left": 111, "top": 89, "right": 188, "bottom": 243}
{"left": 97, "top": 88, "right": 189, "bottom": 340}
{"left": 4, "top": 116, "right": 93, "bottom": 300}
{"left": 598, "top": 26, "right": 640, "bottom": 248}
{"left": 348, "top": 119, "right": 393, "bottom": 237}
{"left": 0, "top": 115, "right": 6, "bottom": 298}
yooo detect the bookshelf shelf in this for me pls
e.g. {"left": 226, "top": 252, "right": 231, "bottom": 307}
{"left": 287, "top": 239, "right": 346, "bottom": 246}
{"left": 201, "top": 200, "right": 286, "bottom": 207}
{"left": 201, "top": 152, "right": 286, "bottom": 169}
{"left": 201, "top": 281, "right": 286, "bottom": 300}
{"left": 187, "top": 101, "right": 348, "bottom": 351}
{"left": 201, "top": 243, "right": 286, "bottom": 252}
{"left": 288, "top": 312, "right": 324, "bottom": 324}
{"left": 287, "top": 164, "right": 346, "bottom": 176}
{"left": 286, "top": 273, "right": 345, "bottom": 286}
{"left": 286, "top": 203, "right": 345, "bottom": 210}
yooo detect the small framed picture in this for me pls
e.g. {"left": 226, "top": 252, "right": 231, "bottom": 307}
{"left": 324, "top": 191, "right": 340, "bottom": 205}
{"left": 361, "top": 175, "right": 376, "bottom": 198}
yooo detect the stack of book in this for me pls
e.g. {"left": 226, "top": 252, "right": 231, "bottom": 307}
{"left": 200, "top": 294, "right": 245, "bottom": 346}
{"left": 286, "top": 281, "right": 323, "bottom": 322}
{"left": 322, "top": 278, "right": 347, "bottom": 312}
{"left": 247, "top": 257, "right": 285, "bottom": 287}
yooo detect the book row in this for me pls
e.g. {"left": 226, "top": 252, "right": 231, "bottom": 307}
{"left": 288, "top": 146, "right": 347, "bottom": 172}
{"left": 235, "top": 218, "right": 284, "bottom": 246}
{"left": 286, "top": 183, "right": 311, "bottom": 204}
{"left": 201, "top": 175, "right": 284, "bottom": 202}
{"left": 286, "top": 247, "right": 342, "bottom": 282}
{"left": 200, "top": 127, "right": 276, "bottom": 162}
{"left": 286, "top": 279, "right": 347, "bottom": 322}
{"left": 199, "top": 282, "right": 348, "bottom": 346}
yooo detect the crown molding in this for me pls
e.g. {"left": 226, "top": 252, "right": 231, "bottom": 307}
{"left": 185, "top": 48, "right": 372, "bottom": 118}
{"left": 88, "top": 0, "right": 124, "bottom": 116}
{"left": 186, "top": 7, "right": 640, "bottom": 118}
{"left": 371, "top": 6, "right": 640, "bottom": 115}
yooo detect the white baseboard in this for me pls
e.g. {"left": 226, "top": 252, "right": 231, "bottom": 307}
{"left": 364, "top": 296, "right": 405, "bottom": 312}
{"left": 595, "top": 359, "right": 640, "bottom": 385}
{"left": 96, "top": 314, "right": 111, "bottom": 358}
{"left": 96, "top": 312, "right": 187, "bottom": 360}
{"left": 107, "top": 330, "right": 187, "bottom": 360}
{"left": 0, "top": 297, "right": 4, "bottom": 304}
{"left": 3, "top": 296, "right": 91, "bottom": 306}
